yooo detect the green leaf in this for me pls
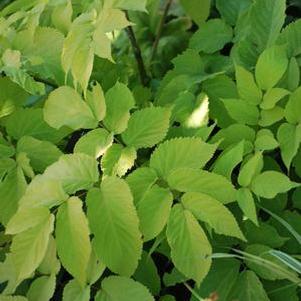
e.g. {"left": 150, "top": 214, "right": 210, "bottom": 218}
{"left": 237, "top": 188, "right": 258, "bottom": 226}
{"left": 277, "top": 19, "right": 301, "bottom": 57}
{"left": 286, "top": 57, "right": 300, "bottom": 92}
{"left": 74, "top": 129, "right": 113, "bottom": 159}
{"left": 95, "top": 276, "right": 154, "bottom": 301}
{"left": 101, "top": 144, "right": 136, "bottom": 177}
{"left": 137, "top": 185, "right": 173, "bottom": 241}
{"left": 251, "top": 171, "right": 300, "bottom": 199}
{"left": 126, "top": 167, "right": 158, "bottom": 205}
{"left": 51, "top": 0, "right": 72, "bottom": 35}
{"left": 216, "top": 0, "right": 252, "bottom": 26}
{"left": 167, "top": 168, "right": 236, "bottom": 204}
{"left": 44, "top": 86, "right": 97, "bottom": 130}
{"left": 189, "top": 19, "right": 232, "bottom": 53}
{"left": 269, "top": 250, "right": 301, "bottom": 274}
{"left": 43, "top": 153, "right": 98, "bottom": 194}
{"left": 255, "top": 45, "right": 289, "bottom": 91}
{"left": 17, "top": 136, "right": 62, "bottom": 173}
{"left": 86, "top": 82, "right": 106, "bottom": 122}
{"left": 166, "top": 204, "right": 212, "bottom": 285}
{"left": 228, "top": 271, "right": 269, "bottom": 301}
{"left": 150, "top": 138, "right": 217, "bottom": 180}
{"left": 244, "top": 244, "right": 297, "bottom": 281}
{"left": 11, "top": 213, "right": 54, "bottom": 281}
{"left": 182, "top": 192, "right": 245, "bottom": 240}
{"left": 238, "top": 152, "right": 263, "bottom": 187}
{"left": 133, "top": 251, "right": 160, "bottom": 296}
{"left": 285, "top": 86, "right": 301, "bottom": 124}
{"left": 0, "top": 296, "right": 28, "bottom": 301}
{"left": 6, "top": 206, "right": 50, "bottom": 235}
{"left": 179, "top": 0, "right": 211, "bottom": 26}
{"left": 0, "top": 167, "right": 27, "bottom": 225}
{"left": 0, "top": 77, "right": 28, "bottom": 118}
{"left": 62, "top": 280, "right": 90, "bottom": 301}
{"left": 103, "top": 82, "right": 135, "bottom": 134}
{"left": 86, "top": 177, "right": 142, "bottom": 276}
{"left": 56, "top": 197, "right": 91, "bottom": 284}
{"left": 212, "top": 141, "right": 244, "bottom": 180}
{"left": 211, "top": 124, "right": 255, "bottom": 150}
{"left": 222, "top": 98, "right": 259, "bottom": 125}
{"left": 250, "top": 0, "right": 286, "bottom": 50}
{"left": 86, "top": 246, "right": 106, "bottom": 285}
{"left": 277, "top": 123, "right": 301, "bottom": 170}
{"left": 5, "top": 108, "right": 69, "bottom": 143}
{"left": 109, "top": 0, "right": 147, "bottom": 11}
{"left": 260, "top": 88, "right": 290, "bottom": 110}
{"left": 0, "top": 158, "right": 15, "bottom": 180}
{"left": 121, "top": 107, "right": 170, "bottom": 148}
{"left": 235, "top": 65, "right": 262, "bottom": 106}
{"left": 191, "top": 258, "right": 240, "bottom": 301}
{"left": 27, "top": 274, "right": 56, "bottom": 301}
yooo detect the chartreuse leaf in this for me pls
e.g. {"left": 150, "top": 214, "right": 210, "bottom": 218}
{"left": 235, "top": 65, "right": 262, "bottom": 106}
{"left": 101, "top": 144, "right": 136, "bottom": 177}
{"left": 277, "top": 123, "right": 301, "bottom": 170}
{"left": 95, "top": 276, "right": 154, "bottom": 301}
{"left": 38, "top": 236, "right": 60, "bottom": 275}
{"left": 285, "top": 86, "right": 301, "bottom": 124}
{"left": 26, "top": 274, "right": 56, "bottom": 301}
{"left": 103, "top": 82, "right": 135, "bottom": 134}
{"left": 44, "top": 86, "right": 97, "bottom": 130}
{"left": 179, "top": 0, "right": 211, "bottom": 26}
{"left": 228, "top": 271, "right": 269, "bottom": 301}
{"left": 121, "top": 107, "right": 171, "bottom": 149}
{"left": 19, "top": 176, "right": 68, "bottom": 209}
{"left": 238, "top": 152, "right": 263, "bottom": 187}
{"left": 167, "top": 168, "right": 236, "bottom": 204}
{"left": 222, "top": 98, "right": 259, "bottom": 125}
{"left": 212, "top": 141, "right": 244, "bottom": 179}
{"left": 166, "top": 204, "right": 212, "bottom": 285}
{"left": 255, "top": 45, "right": 289, "bottom": 91}
{"left": 61, "top": 11, "right": 96, "bottom": 93}
{"left": 51, "top": 0, "right": 72, "bottom": 35}
{"left": 126, "top": 167, "right": 158, "bottom": 205}
{"left": 86, "top": 82, "right": 106, "bottom": 122}
{"left": 17, "top": 136, "right": 62, "bottom": 172}
{"left": 150, "top": 138, "right": 217, "bottom": 180}
{"left": 43, "top": 153, "right": 98, "bottom": 194}
{"left": 86, "top": 245, "right": 106, "bottom": 285}
{"left": 0, "top": 296, "right": 27, "bottom": 301}
{"left": 56, "top": 197, "right": 91, "bottom": 285}
{"left": 259, "top": 105, "right": 284, "bottom": 127}
{"left": 260, "top": 88, "right": 290, "bottom": 110}
{"left": 189, "top": 19, "right": 232, "bottom": 53}
{"left": 5, "top": 108, "right": 69, "bottom": 143}
{"left": 182, "top": 192, "right": 245, "bottom": 241}
{"left": 237, "top": 188, "right": 258, "bottom": 226}
{"left": 87, "top": 177, "right": 142, "bottom": 276}
{"left": 0, "top": 166, "right": 27, "bottom": 225}
{"left": 250, "top": 0, "right": 286, "bottom": 50}
{"left": 11, "top": 213, "right": 54, "bottom": 281}
{"left": 6, "top": 206, "right": 50, "bottom": 235}
{"left": 62, "top": 279, "right": 90, "bottom": 301}
{"left": 254, "top": 129, "right": 279, "bottom": 151}
{"left": 251, "top": 171, "right": 300, "bottom": 199}
{"left": 137, "top": 185, "right": 173, "bottom": 242}
{"left": 74, "top": 129, "right": 113, "bottom": 159}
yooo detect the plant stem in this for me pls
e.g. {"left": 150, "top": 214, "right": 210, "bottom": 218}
{"left": 184, "top": 282, "right": 204, "bottom": 301}
{"left": 124, "top": 11, "right": 150, "bottom": 86}
{"left": 150, "top": 0, "right": 173, "bottom": 63}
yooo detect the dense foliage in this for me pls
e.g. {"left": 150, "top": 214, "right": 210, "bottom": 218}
{"left": 0, "top": 0, "right": 301, "bottom": 300}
